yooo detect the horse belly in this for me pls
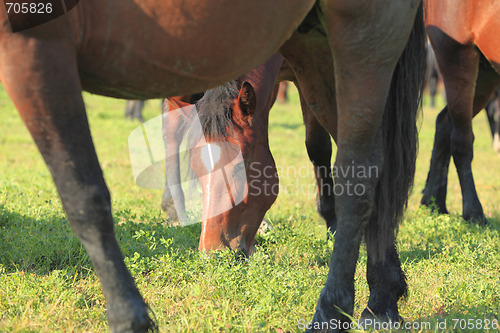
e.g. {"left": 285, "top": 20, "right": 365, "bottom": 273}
{"left": 77, "top": 0, "right": 314, "bottom": 99}
{"left": 425, "top": 0, "right": 473, "bottom": 44}
{"left": 473, "top": 1, "right": 500, "bottom": 69}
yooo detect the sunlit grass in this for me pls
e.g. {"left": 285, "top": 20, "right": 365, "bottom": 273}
{"left": 0, "top": 85, "right": 498, "bottom": 332}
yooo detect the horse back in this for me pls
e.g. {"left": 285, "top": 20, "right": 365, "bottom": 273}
{"left": 0, "top": 0, "right": 314, "bottom": 99}
{"left": 75, "top": 0, "right": 314, "bottom": 98}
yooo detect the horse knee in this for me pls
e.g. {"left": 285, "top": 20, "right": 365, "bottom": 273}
{"left": 450, "top": 128, "right": 474, "bottom": 158}
{"left": 63, "top": 183, "right": 114, "bottom": 236}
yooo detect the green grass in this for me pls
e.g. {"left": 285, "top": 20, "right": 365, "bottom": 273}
{"left": 0, "top": 85, "right": 499, "bottom": 332}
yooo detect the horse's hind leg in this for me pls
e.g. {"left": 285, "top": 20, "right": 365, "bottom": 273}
{"left": 298, "top": 90, "right": 336, "bottom": 234}
{"left": 161, "top": 101, "right": 184, "bottom": 223}
{"left": 0, "top": 30, "right": 153, "bottom": 332}
{"left": 448, "top": 57, "right": 500, "bottom": 223}
{"left": 362, "top": 235, "right": 406, "bottom": 323}
{"left": 427, "top": 29, "right": 500, "bottom": 223}
{"left": 422, "top": 52, "right": 500, "bottom": 215}
{"left": 300, "top": 1, "right": 423, "bottom": 330}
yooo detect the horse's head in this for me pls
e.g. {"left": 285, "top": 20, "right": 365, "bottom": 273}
{"left": 190, "top": 54, "right": 283, "bottom": 255}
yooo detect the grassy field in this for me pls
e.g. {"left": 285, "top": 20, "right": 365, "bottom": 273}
{"left": 0, "top": 84, "right": 499, "bottom": 332}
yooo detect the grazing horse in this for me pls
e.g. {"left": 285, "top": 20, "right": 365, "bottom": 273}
{"left": 189, "top": 54, "right": 283, "bottom": 254}
{"left": 422, "top": 0, "right": 500, "bottom": 223}
{"left": 162, "top": 54, "right": 337, "bottom": 255}
{"left": 0, "top": 1, "right": 425, "bottom": 332}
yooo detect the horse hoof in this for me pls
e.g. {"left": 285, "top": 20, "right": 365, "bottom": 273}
{"left": 420, "top": 195, "right": 448, "bottom": 214}
{"left": 463, "top": 213, "right": 488, "bottom": 226}
{"left": 108, "top": 303, "right": 157, "bottom": 333}
{"left": 360, "top": 308, "right": 402, "bottom": 331}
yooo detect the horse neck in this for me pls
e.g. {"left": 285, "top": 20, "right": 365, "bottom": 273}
{"left": 238, "top": 53, "right": 284, "bottom": 118}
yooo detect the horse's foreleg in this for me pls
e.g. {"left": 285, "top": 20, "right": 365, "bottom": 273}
{"left": 161, "top": 149, "right": 185, "bottom": 223}
{"left": 429, "top": 73, "right": 438, "bottom": 108}
{"left": 161, "top": 102, "right": 190, "bottom": 225}
{"left": 0, "top": 32, "right": 154, "bottom": 332}
{"left": 298, "top": 89, "right": 336, "bottom": 234}
{"left": 161, "top": 111, "right": 184, "bottom": 222}
{"left": 162, "top": 148, "right": 187, "bottom": 224}
{"left": 421, "top": 107, "right": 452, "bottom": 213}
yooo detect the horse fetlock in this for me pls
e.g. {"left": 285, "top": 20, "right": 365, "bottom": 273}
{"left": 493, "top": 133, "right": 500, "bottom": 153}
{"left": 108, "top": 300, "right": 156, "bottom": 333}
{"left": 462, "top": 207, "right": 487, "bottom": 226}
{"left": 362, "top": 286, "right": 403, "bottom": 324}
{"left": 314, "top": 286, "right": 354, "bottom": 324}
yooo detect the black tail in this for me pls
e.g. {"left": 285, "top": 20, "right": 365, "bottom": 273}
{"left": 365, "top": 3, "right": 427, "bottom": 261}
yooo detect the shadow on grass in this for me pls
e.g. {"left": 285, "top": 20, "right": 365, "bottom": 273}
{"left": 0, "top": 204, "right": 202, "bottom": 275}
{"left": 399, "top": 207, "right": 500, "bottom": 265}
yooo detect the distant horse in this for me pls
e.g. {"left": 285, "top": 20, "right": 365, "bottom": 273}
{"left": 0, "top": 1, "right": 425, "bottom": 332}
{"left": 124, "top": 100, "right": 145, "bottom": 122}
{"left": 277, "top": 81, "right": 289, "bottom": 104}
{"left": 486, "top": 89, "right": 500, "bottom": 153}
{"left": 422, "top": 0, "right": 500, "bottom": 223}
{"left": 426, "top": 40, "right": 443, "bottom": 108}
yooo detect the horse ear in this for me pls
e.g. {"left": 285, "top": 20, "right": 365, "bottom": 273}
{"left": 238, "top": 81, "right": 256, "bottom": 115}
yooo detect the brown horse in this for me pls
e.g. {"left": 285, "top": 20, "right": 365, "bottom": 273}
{"left": 162, "top": 54, "right": 336, "bottom": 256}
{"left": 0, "top": 1, "right": 426, "bottom": 332}
{"left": 189, "top": 54, "right": 283, "bottom": 254}
{"left": 422, "top": 0, "right": 500, "bottom": 223}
